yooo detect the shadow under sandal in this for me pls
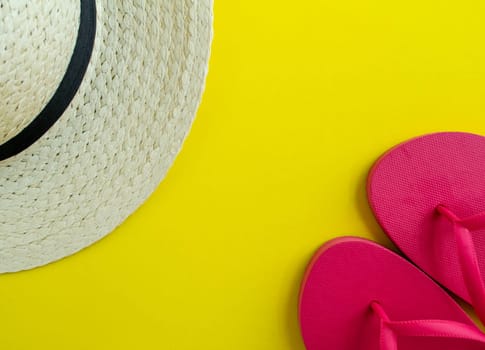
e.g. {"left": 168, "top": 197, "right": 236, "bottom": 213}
{"left": 298, "top": 237, "right": 485, "bottom": 350}
{"left": 368, "top": 132, "right": 485, "bottom": 325}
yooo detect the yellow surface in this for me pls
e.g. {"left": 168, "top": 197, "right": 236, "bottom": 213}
{"left": 3, "top": 1, "right": 485, "bottom": 349}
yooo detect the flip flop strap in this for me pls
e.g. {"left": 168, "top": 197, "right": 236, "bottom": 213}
{"left": 371, "top": 301, "right": 485, "bottom": 350}
{"left": 436, "top": 205, "right": 485, "bottom": 325}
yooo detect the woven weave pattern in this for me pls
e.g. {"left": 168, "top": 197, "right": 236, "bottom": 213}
{"left": 0, "top": 0, "right": 213, "bottom": 272}
{"left": 0, "top": 0, "right": 79, "bottom": 144}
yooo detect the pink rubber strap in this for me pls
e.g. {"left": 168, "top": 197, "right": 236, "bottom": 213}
{"left": 436, "top": 205, "right": 485, "bottom": 325}
{"left": 371, "top": 302, "right": 485, "bottom": 350}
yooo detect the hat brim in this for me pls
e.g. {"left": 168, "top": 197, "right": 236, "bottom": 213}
{"left": 0, "top": 0, "right": 213, "bottom": 272}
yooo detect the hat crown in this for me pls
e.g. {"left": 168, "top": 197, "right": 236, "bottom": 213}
{"left": 0, "top": 1, "right": 79, "bottom": 146}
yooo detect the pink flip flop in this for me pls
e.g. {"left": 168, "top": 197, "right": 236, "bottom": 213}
{"left": 298, "top": 237, "right": 485, "bottom": 350}
{"left": 368, "top": 132, "right": 485, "bottom": 325}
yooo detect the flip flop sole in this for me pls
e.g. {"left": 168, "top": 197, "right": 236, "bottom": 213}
{"left": 368, "top": 132, "right": 485, "bottom": 302}
{"left": 298, "top": 237, "right": 481, "bottom": 350}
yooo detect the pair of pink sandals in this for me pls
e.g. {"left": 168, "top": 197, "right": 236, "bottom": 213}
{"left": 299, "top": 132, "right": 485, "bottom": 350}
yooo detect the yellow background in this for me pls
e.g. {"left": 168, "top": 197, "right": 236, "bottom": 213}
{"left": 3, "top": 1, "right": 485, "bottom": 349}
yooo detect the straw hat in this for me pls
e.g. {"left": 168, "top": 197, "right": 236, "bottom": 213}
{"left": 0, "top": 0, "right": 213, "bottom": 272}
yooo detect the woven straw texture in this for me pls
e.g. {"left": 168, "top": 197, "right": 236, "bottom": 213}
{"left": 0, "top": 1, "right": 79, "bottom": 144}
{"left": 0, "top": 0, "right": 213, "bottom": 272}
